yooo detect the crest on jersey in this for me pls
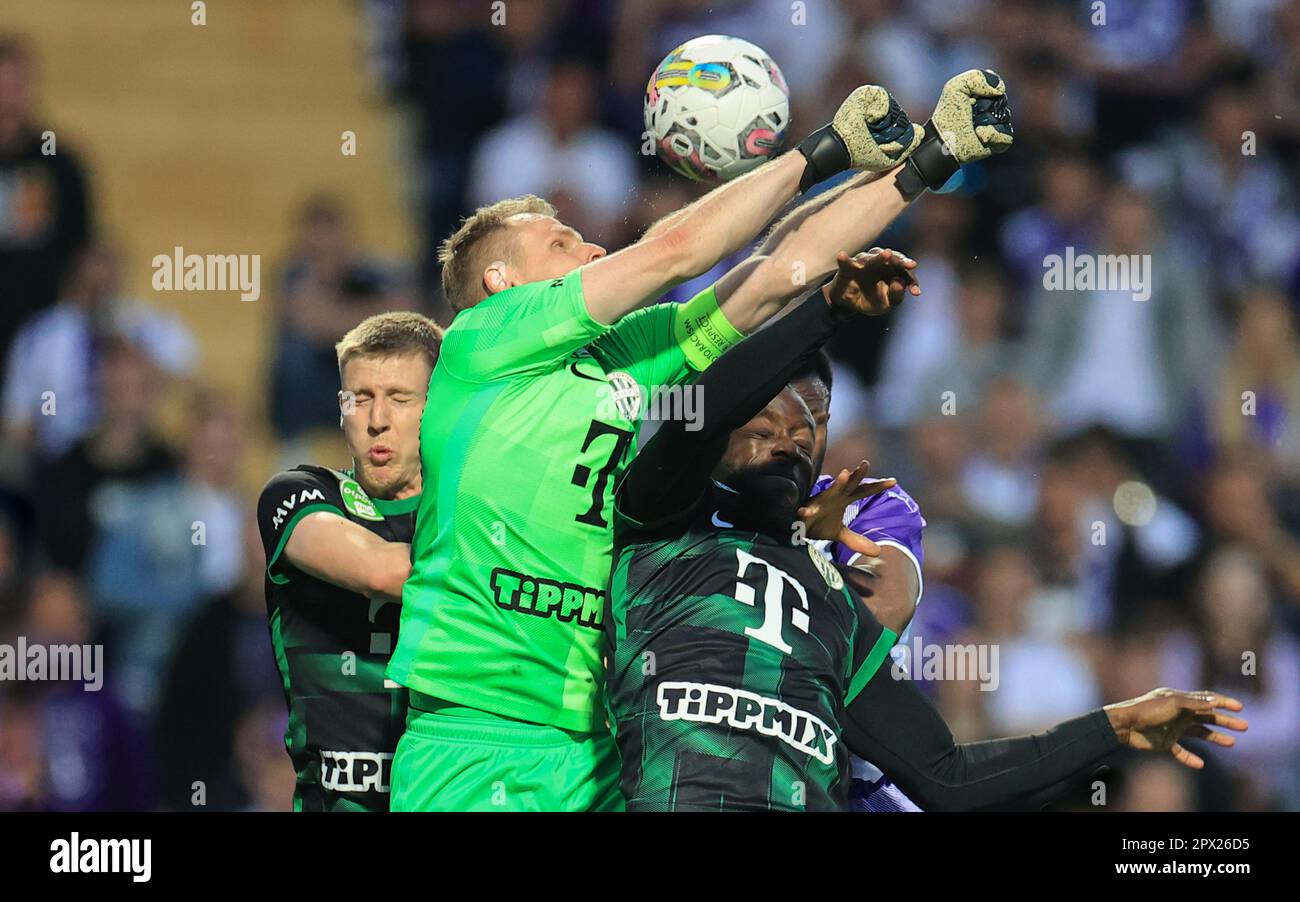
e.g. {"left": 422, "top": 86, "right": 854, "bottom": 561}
{"left": 605, "top": 370, "right": 643, "bottom": 422}
{"left": 806, "top": 543, "right": 843, "bottom": 590}
{"left": 338, "top": 475, "right": 382, "bottom": 521}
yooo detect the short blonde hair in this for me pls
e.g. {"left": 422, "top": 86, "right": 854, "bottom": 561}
{"left": 438, "top": 195, "right": 557, "bottom": 312}
{"left": 335, "top": 311, "right": 443, "bottom": 379}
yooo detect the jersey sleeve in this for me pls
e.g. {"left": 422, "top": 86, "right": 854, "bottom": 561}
{"left": 837, "top": 484, "right": 926, "bottom": 601}
{"left": 843, "top": 591, "right": 900, "bottom": 707}
{"left": 257, "top": 468, "right": 346, "bottom": 585}
{"left": 438, "top": 268, "right": 610, "bottom": 382}
{"left": 589, "top": 284, "right": 746, "bottom": 391}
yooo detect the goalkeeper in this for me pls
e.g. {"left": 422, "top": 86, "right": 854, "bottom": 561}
{"left": 387, "top": 71, "right": 1013, "bottom": 811}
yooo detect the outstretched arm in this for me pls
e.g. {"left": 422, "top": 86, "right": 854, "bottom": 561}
{"left": 582, "top": 153, "right": 805, "bottom": 325}
{"left": 616, "top": 283, "right": 841, "bottom": 527}
{"left": 712, "top": 168, "right": 914, "bottom": 332}
{"left": 843, "top": 665, "right": 1247, "bottom": 810}
{"left": 710, "top": 66, "right": 1018, "bottom": 333}
{"left": 584, "top": 83, "right": 925, "bottom": 326}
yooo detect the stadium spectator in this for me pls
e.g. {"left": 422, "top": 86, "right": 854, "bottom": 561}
{"left": 1161, "top": 548, "right": 1300, "bottom": 808}
{"left": 953, "top": 543, "right": 1103, "bottom": 736}
{"left": 84, "top": 391, "right": 249, "bottom": 715}
{"left": 4, "top": 573, "right": 155, "bottom": 811}
{"left": 157, "top": 522, "right": 282, "bottom": 811}
{"left": 916, "top": 264, "right": 1015, "bottom": 415}
{"left": 269, "top": 195, "right": 411, "bottom": 445}
{"left": 1201, "top": 454, "right": 1300, "bottom": 612}
{"left": 0, "top": 34, "right": 92, "bottom": 363}
{"left": 1020, "top": 182, "right": 1216, "bottom": 446}
{"left": 1207, "top": 286, "right": 1300, "bottom": 481}
{"left": 868, "top": 193, "right": 974, "bottom": 430}
{"left": 997, "top": 149, "right": 1101, "bottom": 313}
{"left": 1121, "top": 59, "right": 1300, "bottom": 288}
{"left": 467, "top": 60, "right": 638, "bottom": 246}
{"left": 959, "top": 375, "right": 1045, "bottom": 530}
{"left": 33, "top": 336, "right": 177, "bottom": 574}
{"left": 1, "top": 239, "right": 196, "bottom": 458}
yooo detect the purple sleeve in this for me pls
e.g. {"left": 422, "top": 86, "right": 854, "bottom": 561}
{"left": 826, "top": 482, "right": 926, "bottom": 568}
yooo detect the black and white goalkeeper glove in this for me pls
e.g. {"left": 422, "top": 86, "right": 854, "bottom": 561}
{"left": 896, "top": 68, "right": 1014, "bottom": 199}
{"left": 796, "top": 85, "right": 923, "bottom": 192}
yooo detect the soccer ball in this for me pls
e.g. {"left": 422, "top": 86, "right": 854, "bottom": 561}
{"left": 644, "top": 34, "right": 790, "bottom": 182}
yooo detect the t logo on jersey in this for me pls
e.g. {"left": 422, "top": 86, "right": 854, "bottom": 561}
{"left": 734, "top": 548, "right": 810, "bottom": 654}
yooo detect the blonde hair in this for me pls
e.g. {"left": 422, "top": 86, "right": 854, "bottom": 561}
{"left": 438, "top": 194, "right": 557, "bottom": 312}
{"left": 335, "top": 311, "right": 443, "bottom": 379}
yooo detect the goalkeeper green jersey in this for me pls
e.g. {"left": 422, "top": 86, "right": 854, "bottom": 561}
{"left": 386, "top": 267, "right": 744, "bottom": 731}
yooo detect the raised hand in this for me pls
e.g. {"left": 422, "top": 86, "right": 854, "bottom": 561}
{"left": 931, "top": 68, "right": 1014, "bottom": 164}
{"left": 796, "top": 85, "right": 923, "bottom": 190}
{"left": 797, "top": 460, "right": 897, "bottom": 557}
{"left": 823, "top": 247, "right": 920, "bottom": 317}
{"left": 1103, "top": 689, "right": 1248, "bottom": 769}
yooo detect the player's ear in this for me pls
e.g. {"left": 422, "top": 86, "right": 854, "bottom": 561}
{"left": 483, "top": 260, "right": 510, "bottom": 295}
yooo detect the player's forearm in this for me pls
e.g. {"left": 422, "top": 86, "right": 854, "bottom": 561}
{"left": 753, "top": 170, "right": 881, "bottom": 256}
{"left": 717, "top": 168, "right": 911, "bottom": 331}
{"left": 768, "top": 166, "right": 910, "bottom": 289}
{"left": 843, "top": 667, "right": 1121, "bottom": 811}
{"left": 583, "top": 154, "right": 806, "bottom": 325}
{"left": 654, "top": 152, "right": 804, "bottom": 275}
{"left": 284, "top": 513, "right": 411, "bottom": 598}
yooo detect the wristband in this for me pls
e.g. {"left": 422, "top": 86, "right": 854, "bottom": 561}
{"left": 674, "top": 284, "right": 745, "bottom": 372}
{"left": 895, "top": 120, "right": 960, "bottom": 201}
{"left": 796, "top": 124, "right": 851, "bottom": 193}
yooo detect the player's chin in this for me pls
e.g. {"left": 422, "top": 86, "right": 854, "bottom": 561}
{"left": 749, "top": 473, "right": 804, "bottom": 517}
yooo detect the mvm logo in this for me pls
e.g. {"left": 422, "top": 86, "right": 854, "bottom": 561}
{"left": 271, "top": 488, "right": 327, "bottom": 530}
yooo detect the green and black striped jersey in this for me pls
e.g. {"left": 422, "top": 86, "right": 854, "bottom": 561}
{"left": 257, "top": 465, "right": 416, "bottom": 812}
{"left": 607, "top": 485, "right": 897, "bottom": 812}
{"left": 607, "top": 290, "right": 1123, "bottom": 813}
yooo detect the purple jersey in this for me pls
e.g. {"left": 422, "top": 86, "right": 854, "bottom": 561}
{"left": 812, "top": 476, "right": 928, "bottom": 812}
{"left": 812, "top": 476, "right": 926, "bottom": 577}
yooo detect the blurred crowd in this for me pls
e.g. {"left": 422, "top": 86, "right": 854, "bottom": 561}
{"left": 1, "top": 0, "right": 1299, "bottom": 811}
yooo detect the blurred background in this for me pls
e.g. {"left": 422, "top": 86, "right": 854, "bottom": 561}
{"left": 0, "top": 0, "right": 1297, "bottom": 812}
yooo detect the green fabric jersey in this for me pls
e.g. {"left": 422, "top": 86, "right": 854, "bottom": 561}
{"left": 387, "top": 268, "right": 744, "bottom": 731}
{"left": 257, "top": 465, "right": 417, "bottom": 812}
{"left": 607, "top": 486, "right": 897, "bottom": 811}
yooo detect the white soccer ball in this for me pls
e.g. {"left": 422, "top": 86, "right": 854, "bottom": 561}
{"left": 644, "top": 34, "right": 791, "bottom": 182}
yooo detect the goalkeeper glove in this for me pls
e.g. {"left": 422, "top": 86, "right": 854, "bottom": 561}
{"left": 796, "top": 85, "right": 923, "bottom": 192}
{"left": 896, "top": 68, "right": 1014, "bottom": 200}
